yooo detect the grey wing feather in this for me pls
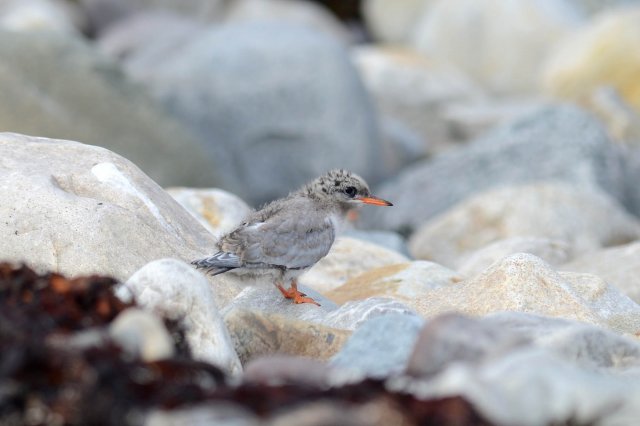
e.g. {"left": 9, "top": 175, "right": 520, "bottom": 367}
{"left": 192, "top": 251, "right": 242, "bottom": 275}
{"left": 219, "top": 200, "right": 336, "bottom": 269}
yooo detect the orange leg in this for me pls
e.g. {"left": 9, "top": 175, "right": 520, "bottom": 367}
{"left": 276, "top": 279, "right": 320, "bottom": 306}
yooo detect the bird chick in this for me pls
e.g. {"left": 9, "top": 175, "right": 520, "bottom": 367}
{"left": 192, "top": 169, "right": 392, "bottom": 306}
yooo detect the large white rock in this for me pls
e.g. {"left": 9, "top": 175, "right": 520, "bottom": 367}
{"left": 123, "top": 258, "right": 242, "bottom": 375}
{"left": 409, "top": 182, "right": 640, "bottom": 267}
{"left": 411, "top": 0, "right": 580, "bottom": 94}
{"left": 0, "top": 133, "right": 216, "bottom": 281}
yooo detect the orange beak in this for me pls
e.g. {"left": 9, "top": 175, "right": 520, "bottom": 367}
{"left": 356, "top": 196, "right": 393, "bottom": 207}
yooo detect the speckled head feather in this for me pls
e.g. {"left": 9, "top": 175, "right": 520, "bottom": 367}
{"left": 300, "top": 169, "right": 372, "bottom": 204}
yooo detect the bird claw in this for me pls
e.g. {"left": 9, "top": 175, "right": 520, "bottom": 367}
{"left": 293, "top": 294, "right": 321, "bottom": 306}
{"left": 276, "top": 283, "right": 320, "bottom": 306}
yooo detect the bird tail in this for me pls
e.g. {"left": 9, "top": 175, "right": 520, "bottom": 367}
{"left": 191, "top": 252, "right": 241, "bottom": 276}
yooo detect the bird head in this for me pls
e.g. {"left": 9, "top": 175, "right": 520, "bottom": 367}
{"left": 304, "top": 169, "right": 393, "bottom": 210}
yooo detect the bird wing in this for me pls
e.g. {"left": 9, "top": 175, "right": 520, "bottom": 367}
{"left": 219, "top": 201, "right": 336, "bottom": 269}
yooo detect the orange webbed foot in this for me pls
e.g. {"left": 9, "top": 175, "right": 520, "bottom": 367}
{"left": 276, "top": 281, "right": 320, "bottom": 306}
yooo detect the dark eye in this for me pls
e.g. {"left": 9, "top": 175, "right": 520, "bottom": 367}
{"left": 344, "top": 186, "right": 357, "bottom": 198}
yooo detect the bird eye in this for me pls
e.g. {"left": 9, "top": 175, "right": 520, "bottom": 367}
{"left": 344, "top": 186, "right": 357, "bottom": 198}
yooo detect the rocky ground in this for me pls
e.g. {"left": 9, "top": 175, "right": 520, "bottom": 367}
{"left": 2, "top": 0, "right": 640, "bottom": 425}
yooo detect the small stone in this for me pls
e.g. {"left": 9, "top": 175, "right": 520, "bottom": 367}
{"left": 330, "top": 314, "right": 424, "bottom": 379}
{"left": 166, "top": 187, "right": 252, "bottom": 238}
{"left": 224, "top": 310, "right": 350, "bottom": 365}
{"left": 302, "top": 237, "right": 409, "bottom": 295}
{"left": 326, "top": 261, "right": 461, "bottom": 306}
{"left": 109, "top": 308, "right": 175, "bottom": 361}
{"left": 125, "top": 258, "right": 242, "bottom": 375}
{"left": 408, "top": 182, "right": 640, "bottom": 267}
{"left": 458, "top": 237, "right": 572, "bottom": 278}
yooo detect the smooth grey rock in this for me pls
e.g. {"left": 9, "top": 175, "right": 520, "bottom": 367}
{"left": 398, "top": 312, "right": 640, "bottom": 425}
{"left": 220, "top": 284, "right": 336, "bottom": 324}
{"left": 407, "top": 312, "right": 640, "bottom": 378}
{"left": 123, "top": 259, "right": 242, "bottom": 375}
{"left": 0, "top": 133, "right": 216, "bottom": 281}
{"left": 97, "top": 10, "right": 206, "bottom": 60}
{"left": 322, "top": 298, "right": 419, "bottom": 331}
{"left": 79, "top": 0, "right": 226, "bottom": 33}
{"left": 125, "top": 22, "right": 383, "bottom": 205}
{"left": 361, "top": 105, "right": 628, "bottom": 233}
{"left": 406, "top": 313, "right": 529, "bottom": 377}
{"left": 224, "top": 0, "right": 350, "bottom": 43}
{"left": 408, "top": 182, "right": 640, "bottom": 267}
{"left": 0, "top": 31, "right": 219, "bottom": 188}
{"left": 330, "top": 314, "right": 425, "bottom": 378}
{"left": 398, "top": 349, "right": 640, "bottom": 426}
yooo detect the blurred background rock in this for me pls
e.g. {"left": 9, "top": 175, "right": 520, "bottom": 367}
{"left": 1, "top": 0, "right": 640, "bottom": 212}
